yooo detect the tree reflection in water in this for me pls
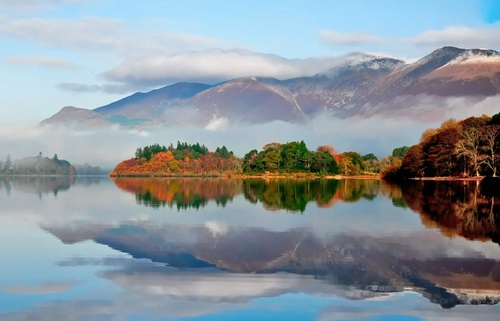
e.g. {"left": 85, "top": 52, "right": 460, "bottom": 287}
{"left": 0, "top": 175, "right": 76, "bottom": 197}
{"left": 112, "top": 178, "right": 242, "bottom": 210}
{"left": 112, "top": 177, "right": 500, "bottom": 243}
{"left": 401, "top": 180, "right": 500, "bottom": 244}
{"left": 113, "top": 178, "right": 387, "bottom": 212}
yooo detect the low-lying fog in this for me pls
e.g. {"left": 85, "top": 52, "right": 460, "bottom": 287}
{"left": 1, "top": 95, "right": 498, "bottom": 168}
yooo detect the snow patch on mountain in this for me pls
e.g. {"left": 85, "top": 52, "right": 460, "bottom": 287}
{"left": 448, "top": 50, "right": 500, "bottom": 65}
{"left": 320, "top": 55, "right": 404, "bottom": 78}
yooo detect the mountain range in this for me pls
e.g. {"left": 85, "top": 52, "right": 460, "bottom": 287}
{"left": 41, "top": 46, "right": 500, "bottom": 127}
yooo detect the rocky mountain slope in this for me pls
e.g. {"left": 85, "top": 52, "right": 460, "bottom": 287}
{"left": 42, "top": 46, "right": 500, "bottom": 127}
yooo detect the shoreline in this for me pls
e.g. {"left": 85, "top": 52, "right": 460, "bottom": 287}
{"left": 109, "top": 172, "right": 382, "bottom": 180}
{"left": 109, "top": 173, "right": 495, "bottom": 182}
{"left": 409, "top": 176, "right": 485, "bottom": 181}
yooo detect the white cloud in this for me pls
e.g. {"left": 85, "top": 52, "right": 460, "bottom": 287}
{"left": 5, "top": 55, "right": 78, "bottom": 69}
{"left": 0, "top": 16, "right": 227, "bottom": 58}
{"left": 101, "top": 49, "right": 364, "bottom": 88}
{"left": 101, "top": 49, "right": 304, "bottom": 86}
{"left": 407, "top": 25, "right": 500, "bottom": 49}
{"left": 319, "top": 25, "right": 500, "bottom": 50}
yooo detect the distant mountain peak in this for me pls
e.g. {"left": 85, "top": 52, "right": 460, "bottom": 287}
{"left": 349, "top": 57, "right": 404, "bottom": 71}
{"left": 422, "top": 46, "right": 500, "bottom": 64}
{"left": 40, "top": 106, "right": 109, "bottom": 127}
{"left": 432, "top": 46, "right": 465, "bottom": 54}
{"left": 40, "top": 46, "right": 500, "bottom": 127}
{"left": 320, "top": 55, "right": 404, "bottom": 78}
{"left": 448, "top": 48, "right": 500, "bottom": 65}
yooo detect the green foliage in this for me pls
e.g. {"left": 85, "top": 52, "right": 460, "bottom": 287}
{"left": 362, "top": 153, "right": 378, "bottom": 161}
{"left": 174, "top": 141, "right": 209, "bottom": 158}
{"left": 135, "top": 143, "right": 167, "bottom": 160}
{"left": 338, "top": 151, "right": 365, "bottom": 175}
{"left": 361, "top": 153, "right": 382, "bottom": 173}
{"left": 392, "top": 197, "right": 407, "bottom": 208}
{"left": 392, "top": 146, "right": 410, "bottom": 159}
{"left": 214, "top": 146, "right": 233, "bottom": 159}
{"left": 135, "top": 142, "right": 231, "bottom": 162}
{"left": 242, "top": 179, "right": 340, "bottom": 213}
{"left": 342, "top": 152, "right": 365, "bottom": 171}
{"left": 262, "top": 149, "right": 281, "bottom": 170}
{"left": 490, "top": 112, "right": 500, "bottom": 125}
{"left": 242, "top": 141, "right": 339, "bottom": 175}
{"left": 311, "top": 151, "right": 338, "bottom": 174}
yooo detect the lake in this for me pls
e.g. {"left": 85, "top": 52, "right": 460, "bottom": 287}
{"left": 0, "top": 177, "right": 499, "bottom": 320}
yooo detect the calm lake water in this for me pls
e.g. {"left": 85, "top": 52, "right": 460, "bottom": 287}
{"left": 0, "top": 177, "right": 499, "bottom": 320}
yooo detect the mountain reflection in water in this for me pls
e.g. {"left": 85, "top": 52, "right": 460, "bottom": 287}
{"left": 37, "top": 177, "right": 500, "bottom": 309}
{"left": 2, "top": 175, "right": 500, "bottom": 321}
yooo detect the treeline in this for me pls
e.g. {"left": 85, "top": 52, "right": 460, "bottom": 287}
{"left": 111, "top": 142, "right": 240, "bottom": 176}
{"left": 242, "top": 141, "right": 408, "bottom": 176}
{"left": 0, "top": 153, "right": 75, "bottom": 176}
{"left": 134, "top": 142, "right": 233, "bottom": 161}
{"left": 112, "top": 140, "right": 409, "bottom": 177}
{"left": 243, "top": 141, "right": 339, "bottom": 174}
{"left": 383, "top": 112, "right": 500, "bottom": 179}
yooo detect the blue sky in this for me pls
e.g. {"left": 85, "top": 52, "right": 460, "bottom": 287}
{"left": 0, "top": 0, "right": 499, "bottom": 124}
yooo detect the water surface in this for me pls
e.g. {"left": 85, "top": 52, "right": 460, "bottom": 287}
{"left": 0, "top": 177, "right": 499, "bottom": 320}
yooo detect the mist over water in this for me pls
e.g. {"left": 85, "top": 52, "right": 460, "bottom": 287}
{"left": 0, "top": 95, "right": 498, "bottom": 167}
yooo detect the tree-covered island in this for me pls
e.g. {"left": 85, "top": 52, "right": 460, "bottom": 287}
{"left": 108, "top": 112, "right": 499, "bottom": 179}
{"left": 0, "top": 153, "right": 106, "bottom": 176}
{"left": 0, "top": 153, "right": 75, "bottom": 176}
{"left": 110, "top": 141, "right": 399, "bottom": 177}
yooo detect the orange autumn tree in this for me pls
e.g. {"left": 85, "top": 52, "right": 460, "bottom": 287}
{"left": 111, "top": 142, "right": 241, "bottom": 177}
